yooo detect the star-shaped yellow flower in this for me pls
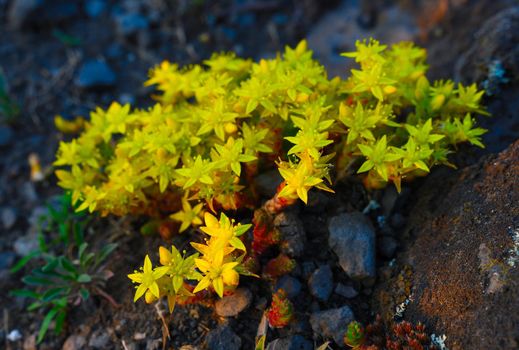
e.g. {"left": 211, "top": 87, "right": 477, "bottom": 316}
{"left": 193, "top": 250, "right": 239, "bottom": 298}
{"left": 128, "top": 255, "right": 169, "bottom": 302}
{"left": 170, "top": 197, "right": 204, "bottom": 232}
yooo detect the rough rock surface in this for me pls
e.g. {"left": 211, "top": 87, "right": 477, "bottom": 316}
{"left": 308, "top": 265, "right": 333, "bottom": 301}
{"left": 309, "top": 305, "right": 354, "bottom": 345}
{"left": 328, "top": 212, "right": 376, "bottom": 281}
{"left": 380, "top": 140, "right": 519, "bottom": 350}
{"left": 204, "top": 325, "right": 241, "bottom": 350}
{"left": 214, "top": 288, "right": 252, "bottom": 317}
{"left": 266, "top": 335, "right": 313, "bottom": 350}
{"left": 274, "top": 211, "right": 306, "bottom": 257}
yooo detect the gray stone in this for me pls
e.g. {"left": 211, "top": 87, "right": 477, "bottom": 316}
{"left": 146, "top": 339, "right": 161, "bottom": 350}
{"left": 75, "top": 60, "right": 116, "bottom": 89}
{"left": 0, "top": 126, "right": 14, "bottom": 147}
{"left": 275, "top": 275, "right": 302, "bottom": 298}
{"left": 115, "top": 13, "right": 149, "bottom": 37}
{"left": 62, "top": 334, "right": 86, "bottom": 350}
{"left": 266, "top": 335, "right": 313, "bottom": 350}
{"left": 1, "top": 207, "right": 17, "bottom": 229}
{"left": 255, "top": 170, "right": 283, "bottom": 198}
{"left": 0, "top": 252, "right": 16, "bottom": 270}
{"left": 14, "top": 233, "right": 39, "bottom": 257}
{"left": 308, "top": 265, "right": 333, "bottom": 301}
{"left": 88, "top": 329, "right": 110, "bottom": 349}
{"left": 328, "top": 212, "right": 375, "bottom": 281}
{"left": 378, "top": 236, "right": 398, "bottom": 259}
{"left": 22, "top": 182, "right": 38, "bottom": 204}
{"left": 84, "top": 0, "right": 106, "bottom": 18}
{"left": 8, "top": 0, "right": 42, "bottom": 29}
{"left": 335, "top": 283, "right": 358, "bottom": 299}
{"left": 274, "top": 212, "right": 306, "bottom": 257}
{"left": 309, "top": 306, "right": 354, "bottom": 345}
{"left": 205, "top": 325, "right": 241, "bottom": 350}
{"left": 215, "top": 288, "right": 252, "bottom": 317}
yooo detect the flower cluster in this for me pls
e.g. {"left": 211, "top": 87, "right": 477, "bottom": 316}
{"left": 128, "top": 212, "right": 251, "bottom": 311}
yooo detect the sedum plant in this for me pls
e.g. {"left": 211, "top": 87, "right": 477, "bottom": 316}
{"left": 53, "top": 39, "right": 488, "bottom": 309}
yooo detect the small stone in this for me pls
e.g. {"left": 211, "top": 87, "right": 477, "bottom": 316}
{"left": 335, "top": 283, "right": 358, "bottom": 299}
{"left": 1, "top": 207, "right": 17, "bottom": 229}
{"left": 205, "top": 325, "right": 241, "bottom": 350}
{"left": 62, "top": 334, "right": 86, "bottom": 350}
{"left": 23, "top": 334, "right": 36, "bottom": 350}
{"left": 146, "top": 339, "right": 161, "bottom": 350}
{"left": 0, "top": 126, "right": 14, "bottom": 147}
{"left": 0, "top": 252, "right": 16, "bottom": 270}
{"left": 75, "top": 60, "right": 116, "bottom": 89}
{"left": 22, "top": 182, "right": 38, "bottom": 204}
{"left": 309, "top": 306, "right": 355, "bottom": 345}
{"left": 274, "top": 212, "right": 306, "bottom": 257}
{"left": 215, "top": 288, "right": 252, "bottom": 317}
{"left": 179, "top": 346, "right": 199, "bottom": 350}
{"left": 115, "top": 13, "right": 149, "bottom": 37}
{"left": 7, "top": 329, "right": 22, "bottom": 342}
{"left": 328, "top": 212, "right": 376, "bottom": 282}
{"left": 275, "top": 275, "right": 302, "bottom": 298}
{"left": 378, "top": 236, "right": 398, "bottom": 259}
{"left": 133, "top": 332, "right": 146, "bottom": 341}
{"left": 308, "top": 265, "right": 333, "bottom": 301}
{"left": 266, "top": 335, "right": 313, "bottom": 350}
{"left": 14, "top": 233, "right": 39, "bottom": 256}
{"left": 84, "top": 0, "right": 106, "bottom": 18}
{"left": 88, "top": 329, "right": 110, "bottom": 349}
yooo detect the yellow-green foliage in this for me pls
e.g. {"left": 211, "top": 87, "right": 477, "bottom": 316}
{"left": 54, "top": 39, "right": 487, "bottom": 220}
{"left": 55, "top": 39, "right": 488, "bottom": 302}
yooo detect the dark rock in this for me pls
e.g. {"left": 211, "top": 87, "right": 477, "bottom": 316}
{"left": 335, "top": 283, "right": 358, "bottom": 299}
{"left": 75, "top": 60, "right": 116, "bottom": 89}
{"left": 205, "top": 325, "right": 241, "bottom": 350}
{"left": 0, "top": 252, "right": 16, "bottom": 270}
{"left": 274, "top": 212, "right": 306, "bottom": 257}
{"left": 0, "top": 127, "right": 13, "bottom": 147}
{"left": 215, "top": 288, "right": 252, "bottom": 317}
{"left": 305, "top": 191, "right": 331, "bottom": 213}
{"left": 390, "top": 213, "right": 406, "bottom": 229}
{"left": 378, "top": 236, "right": 398, "bottom": 259}
{"left": 308, "top": 265, "right": 333, "bottom": 301}
{"left": 328, "top": 212, "right": 376, "bottom": 281}
{"left": 300, "top": 261, "right": 316, "bottom": 279}
{"left": 378, "top": 140, "right": 519, "bottom": 350}
{"left": 275, "top": 275, "right": 302, "bottom": 298}
{"left": 255, "top": 170, "right": 283, "bottom": 198}
{"left": 84, "top": 0, "right": 107, "bottom": 18}
{"left": 266, "top": 335, "right": 312, "bottom": 350}
{"left": 115, "top": 13, "right": 149, "bottom": 37}
{"left": 309, "top": 306, "right": 354, "bottom": 345}
{"left": 1, "top": 207, "right": 18, "bottom": 229}
{"left": 88, "top": 329, "right": 110, "bottom": 349}
{"left": 8, "top": 0, "right": 79, "bottom": 28}
{"left": 62, "top": 334, "right": 87, "bottom": 350}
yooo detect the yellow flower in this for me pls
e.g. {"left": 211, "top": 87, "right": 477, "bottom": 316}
{"left": 128, "top": 255, "right": 169, "bottom": 302}
{"left": 170, "top": 197, "right": 204, "bottom": 232}
{"left": 193, "top": 250, "right": 239, "bottom": 298}
{"left": 277, "top": 159, "right": 323, "bottom": 204}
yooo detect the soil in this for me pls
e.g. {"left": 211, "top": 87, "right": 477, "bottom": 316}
{"left": 1, "top": 1, "right": 518, "bottom": 350}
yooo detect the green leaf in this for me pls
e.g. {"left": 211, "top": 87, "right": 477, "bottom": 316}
{"left": 42, "top": 288, "right": 67, "bottom": 302}
{"left": 255, "top": 335, "right": 266, "bottom": 350}
{"left": 77, "top": 274, "right": 92, "bottom": 283}
{"left": 10, "top": 251, "right": 39, "bottom": 273}
{"left": 95, "top": 243, "right": 117, "bottom": 267}
{"left": 22, "top": 275, "right": 54, "bottom": 286}
{"left": 37, "top": 307, "right": 59, "bottom": 343}
{"left": 10, "top": 289, "right": 40, "bottom": 299}
{"left": 54, "top": 309, "right": 66, "bottom": 335}
{"left": 79, "top": 288, "right": 90, "bottom": 301}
